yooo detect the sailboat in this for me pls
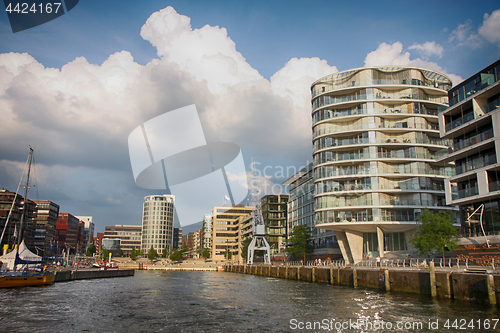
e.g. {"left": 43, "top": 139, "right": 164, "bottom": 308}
{"left": 0, "top": 148, "right": 56, "bottom": 287}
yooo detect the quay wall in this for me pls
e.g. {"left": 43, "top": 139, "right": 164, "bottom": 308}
{"left": 54, "top": 269, "right": 134, "bottom": 282}
{"left": 225, "top": 264, "right": 500, "bottom": 306}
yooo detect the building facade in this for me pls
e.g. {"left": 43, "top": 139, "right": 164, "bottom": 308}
{"left": 260, "top": 194, "right": 289, "bottom": 255}
{"left": 103, "top": 225, "right": 142, "bottom": 256}
{"left": 311, "top": 66, "right": 457, "bottom": 263}
{"left": 55, "top": 213, "right": 80, "bottom": 255}
{"left": 141, "top": 195, "right": 175, "bottom": 254}
{"left": 0, "top": 189, "right": 36, "bottom": 253}
{"left": 283, "top": 164, "right": 337, "bottom": 256}
{"left": 32, "top": 200, "right": 59, "bottom": 256}
{"left": 76, "top": 216, "right": 94, "bottom": 254}
{"left": 201, "top": 214, "right": 212, "bottom": 250}
{"left": 438, "top": 60, "right": 500, "bottom": 238}
{"left": 211, "top": 205, "right": 254, "bottom": 262}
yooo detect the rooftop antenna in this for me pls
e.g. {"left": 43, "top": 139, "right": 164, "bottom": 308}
{"left": 247, "top": 156, "right": 270, "bottom": 265}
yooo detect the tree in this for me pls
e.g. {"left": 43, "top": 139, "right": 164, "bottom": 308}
{"left": 170, "top": 245, "right": 188, "bottom": 262}
{"left": 240, "top": 237, "right": 252, "bottom": 261}
{"left": 130, "top": 246, "right": 137, "bottom": 260}
{"left": 224, "top": 248, "right": 232, "bottom": 260}
{"left": 201, "top": 248, "right": 210, "bottom": 260}
{"left": 285, "top": 225, "right": 313, "bottom": 262}
{"left": 410, "top": 209, "right": 458, "bottom": 259}
{"left": 148, "top": 246, "right": 158, "bottom": 262}
{"left": 161, "top": 245, "right": 170, "bottom": 258}
{"left": 100, "top": 248, "right": 109, "bottom": 260}
{"left": 85, "top": 244, "right": 96, "bottom": 257}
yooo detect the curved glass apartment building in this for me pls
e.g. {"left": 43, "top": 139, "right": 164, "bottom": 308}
{"left": 141, "top": 194, "right": 175, "bottom": 254}
{"left": 311, "top": 66, "right": 457, "bottom": 263}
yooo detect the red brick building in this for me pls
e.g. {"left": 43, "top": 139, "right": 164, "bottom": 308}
{"left": 55, "top": 213, "right": 80, "bottom": 255}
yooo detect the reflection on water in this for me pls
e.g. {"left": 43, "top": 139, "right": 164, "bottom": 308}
{"left": 0, "top": 270, "right": 498, "bottom": 332}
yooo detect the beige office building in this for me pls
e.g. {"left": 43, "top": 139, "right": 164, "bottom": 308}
{"left": 211, "top": 205, "right": 254, "bottom": 262}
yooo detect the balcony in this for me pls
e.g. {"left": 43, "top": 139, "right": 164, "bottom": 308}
{"left": 450, "top": 128, "right": 494, "bottom": 153}
{"left": 457, "top": 186, "right": 479, "bottom": 199}
{"left": 455, "top": 154, "right": 497, "bottom": 175}
{"left": 445, "top": 112, "right": 475, "bottom": 132}
{"left": 488, "top": 181, "right": 500, "bottom": 192}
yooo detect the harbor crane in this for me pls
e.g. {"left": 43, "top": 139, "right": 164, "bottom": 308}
{"left": 247, "top": 156, "right": 271, "bottom": 265}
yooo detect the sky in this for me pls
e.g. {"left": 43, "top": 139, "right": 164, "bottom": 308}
{"left": 0, "top": 1, "right": 499, "bottom": 234}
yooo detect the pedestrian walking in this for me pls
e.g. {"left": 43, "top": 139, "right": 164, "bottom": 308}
{"left": 376, "top": 256, "right": 381, "bottom": 267}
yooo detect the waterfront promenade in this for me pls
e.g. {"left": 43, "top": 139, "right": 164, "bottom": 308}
{"left": 114, "top": 258, "right": 223, "bottom": 271}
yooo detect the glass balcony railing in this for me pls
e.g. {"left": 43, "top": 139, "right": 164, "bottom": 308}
{"left": 312, "top": 78, "right": 449, "bottom": 98}
{"left": 455, "top": 154, "right": 497, "bottom": 175}
{"left": 457, "top": 186, "right": 479, "bottom": 199}
{"left": 445, "top": 112, "right": 475, "bottom": 132}
{"left": 488, "top": 181, "right": 500, "bottom": 192}
{"left": 450, "top": 128, "right": 494, "bottom": 153}
{"left": 480, "top": 97, "right": 500, "bottom": 114}
{"left": 313, "top": 92, "right": 448, "bottom": 111}
{"left": 312, "top": 107, "right": 442, "bottom": 125}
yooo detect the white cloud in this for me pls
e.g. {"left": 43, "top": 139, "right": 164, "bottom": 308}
{"left": 364, "top": 42, "right": 463, "bottom": 86}
{"left": 479, "top": 9, "right": 500, "bottom": 44}
{"left": 448, "top": 19, "right": 484, "bottom": 50}
{"left": 140, "top": 6, "right": 262, "bottom": 94}
{"left": 408, "top": 41, "right": 444, "bottom": 59}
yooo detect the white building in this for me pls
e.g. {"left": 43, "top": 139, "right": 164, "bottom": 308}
{"left": 311, "top": 66, "right": 458, "bottom": 263}
{"left": 141, "top": 195, "right": 175, "bottom": 254}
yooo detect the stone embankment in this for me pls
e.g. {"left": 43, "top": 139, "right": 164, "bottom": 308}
{"left": 54, "top": 268, "right": 134, "bottom": 282}
{"left": 225, "top": 263, "right": 500, "bottom": 306}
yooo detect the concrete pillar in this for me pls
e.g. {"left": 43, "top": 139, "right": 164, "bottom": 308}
{"left": 477, "top": 170, "right": 488, "bottom": 196}
{"left": 429, "top": 262, "right": 437, "bottom": 298}
{"left": 487, "top": 275, "right": 497, "bottom": 306}
{"left": 377, "top": 226, "right": 385, "bottom": 258}
{"left": 335, "top": 231, "right": 353, "bottom": 263}
{"left": 384, "top": 269, "right": 390, "bottom": 291}
{"left": 353, "top": 269, "right": 358, "bottom": 287}
{"left": 345, "top": 230, "right": 364, "bottom": 263}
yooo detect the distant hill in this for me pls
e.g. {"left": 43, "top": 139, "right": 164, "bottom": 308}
{"left": 181, "top": 221, "right": 203, "bottom": 235}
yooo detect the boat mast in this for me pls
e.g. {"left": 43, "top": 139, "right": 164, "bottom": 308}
{"left": 16, "top": 148, "right": 34, "bottom": 251}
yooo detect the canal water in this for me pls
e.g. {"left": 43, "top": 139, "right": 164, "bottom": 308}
{"left": 0, "top": 270, "right": 499, "bottom": 332}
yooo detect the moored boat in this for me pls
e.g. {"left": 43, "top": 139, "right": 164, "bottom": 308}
{"left": 0, "top": 148, "right": 57, "bottom": 288}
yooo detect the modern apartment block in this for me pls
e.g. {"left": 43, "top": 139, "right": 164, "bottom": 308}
{"left": 283, "top": 164, "right": 337, "bottom": 256}
{"left": 211, "top": 205, "right": 254, "bottom": 262}
{"left": 260, "top": 194, "right": 288, "bottom": 255}
{"left": 76, "top": 216, "right": 94, "bottom": 253}
{"left": 103, "top": 225, "right": 142, "bottom": 256}
{"left": 438, "top": 59, "right": 500, "bottom": 237}
{"left": 141, "top": 195, "right": 175, "bottom": 254}
{"left": 310, "top": 66, "right": 457, "bottom": 263}
{"left": 201, "top": 214, "right": 211, "bottom": 250}
{"left": 33, "top": 200, "right": 59, "bottom": 255}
